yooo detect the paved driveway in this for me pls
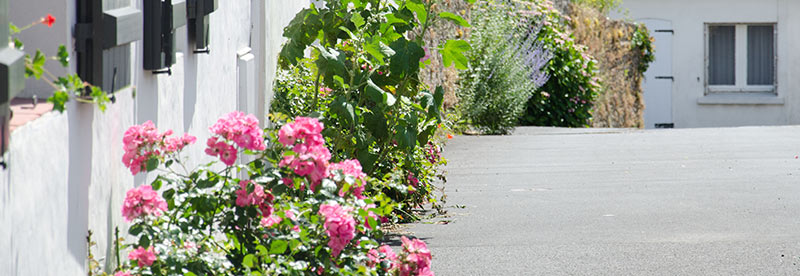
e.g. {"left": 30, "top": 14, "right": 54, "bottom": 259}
{"left": 408, "top": 127, "right": 800, "bottom": 275}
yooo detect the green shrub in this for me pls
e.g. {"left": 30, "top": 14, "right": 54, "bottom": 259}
{"left": 457, "top": 2, "right": 551, "bottom": 135}
{"left": 519, "top": 0, "right": 601, "bottom": 127}
{"left": 274, "top": 0, "right": 470, "bottom": 215}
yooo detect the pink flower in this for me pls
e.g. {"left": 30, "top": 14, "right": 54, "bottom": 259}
{"left": 407, "top": 172, "right": 419, "bottom": 187}
{"left": 278, "top": 117, "right": 325, "bottom": 147}
{"left": 260, "top": 215, "right": 283, "bottom": 228}
{"left": 121, "top": 185, "right": 168, "bottom": 222}
{"left": 162, "top": 133, "right": 197, "bottom": 153}
{"left": 329, "top": 159, "right": 367, "bottom": 199}
{"left": 282, "top": 177, "right": 293, "bottom": 187}
{"left": 184, "top": 241, "right": 196, "bottom": 250}
{"left": 128, "top": 246, "right": 157, "bottom": 267}
{"left": 368, "top": 245, "right": 397, "bottom": 269}
{"left": 122, "top": 122, "right": 194, "bottom": 175}
{"left": 396, "top": 237, "right": 433, "bottom": 276}
{"left": 114, "top": 272, "right": 131, "bottom": 276}
{"left": 318, "top": 203, "right": 356, "bottom": 257}
{"left": 209, "top": 111, "right": 266, "bottom": 151}
{"left": 219, "top": 143, "right": 238, "bottom": 166}
{"left": 235, "top": 180, "right": 266, "bottom": 207}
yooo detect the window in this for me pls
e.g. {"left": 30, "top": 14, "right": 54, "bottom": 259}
{"left": 706, "top": 24, "right": 776, "bottom": 93}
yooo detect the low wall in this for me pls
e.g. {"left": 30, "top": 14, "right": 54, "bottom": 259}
{"left": 0, "top": 1, "right": 309, "bottom": 274}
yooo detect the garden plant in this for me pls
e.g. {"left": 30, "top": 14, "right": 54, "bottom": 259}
{"left": 95, "top": 113, "right": 434, "bottom": 275}
{"left": 274, "top": 0, "right": 473, "bottom": 216}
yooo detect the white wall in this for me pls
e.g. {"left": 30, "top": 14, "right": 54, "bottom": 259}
{"left": 613, "top": 0, "right": 800, "bottom": 128}
{"left": 0, "top": 1, "right": 309, "bottom": 274}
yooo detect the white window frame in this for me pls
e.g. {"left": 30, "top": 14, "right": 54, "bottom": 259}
{"left": 704, "top": 23, "right": 777, "bottom": 95}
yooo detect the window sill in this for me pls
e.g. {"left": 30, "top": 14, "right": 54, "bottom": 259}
{"left": 697, "top": 93, "right": 784, "bottom": 105}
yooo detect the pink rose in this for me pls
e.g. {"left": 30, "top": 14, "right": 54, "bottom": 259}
{"left": 128, "top": 246, "right": 157, "bottom": 267}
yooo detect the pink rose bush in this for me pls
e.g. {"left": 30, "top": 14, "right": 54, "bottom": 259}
{"left": 277, "top": 117, "right": 331, "bottom": 190}
{"left": 107, "top": 114, "right": 436, "bottom": 275}
{"left": 205, "top": 111, "right": 266, "bottom": 165}
{"left": 121, "top": 185, "right": 168, "bottom": 222}
{"left": 329, "top": 159, "right": 367, "bottom": 199}
{"left": 318, "top": 203, "right": 356, "bottom": 256}
{"left": 398, "top": 237, "right": 434, "bottom": 276}
{"left": 122, "top": 121, "right": 196, "bottom": 175}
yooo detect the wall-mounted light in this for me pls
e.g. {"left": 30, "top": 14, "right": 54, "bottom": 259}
{"left": 143, "top": 0, "right": 187, "bottom": 74}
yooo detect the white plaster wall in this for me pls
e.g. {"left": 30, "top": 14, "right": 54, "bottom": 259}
{"left": 613, "top": 0, "right": 800, "bottom": 128}
{"left": 1, "top": 1, "right": 309, "bottom": 274}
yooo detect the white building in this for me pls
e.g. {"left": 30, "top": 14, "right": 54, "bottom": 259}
{"left": 1, "top": 0, "right": 310, "bottom": 274}
{"left": 613, "top": 0, "right": 800, "bottom": 128}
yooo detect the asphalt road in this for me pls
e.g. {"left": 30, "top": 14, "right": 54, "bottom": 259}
{"left": 408, "top": 126, "right": 800, "bottom": 275}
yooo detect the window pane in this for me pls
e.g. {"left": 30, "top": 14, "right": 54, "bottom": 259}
{"left": 708, "top": 26, "right": 736, "bottom": 85}
{"left": 748, "top": 25, "right": 774, "bottom": 85}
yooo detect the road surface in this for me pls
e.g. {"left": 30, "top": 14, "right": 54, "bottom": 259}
{"left": 408, "top": 127, "right": 800, "bottom": 275}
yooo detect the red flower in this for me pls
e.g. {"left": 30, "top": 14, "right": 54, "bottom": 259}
{"left": 447, "top": 134, "right": 453, "bottom": 139}
{"left": 41, "top": 14, "right": 55, "bottom": 27}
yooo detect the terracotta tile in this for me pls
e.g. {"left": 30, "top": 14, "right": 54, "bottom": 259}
{"left": 9, "top": 97, "right": 54, "bottom": 132}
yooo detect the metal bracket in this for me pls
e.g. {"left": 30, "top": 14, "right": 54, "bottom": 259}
{"left": 655, "top": 76, "right": 674, "bottom": 81}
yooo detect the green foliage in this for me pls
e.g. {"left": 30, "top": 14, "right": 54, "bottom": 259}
{"left": 570, "top": 0, "right": 621, "bottom": 14}
{"left": 10, "top": 17, "right": 110, "bottom": 113}
{"left": 631, "top": 24, "right": 655, "bottom": 74}
{"left": 520, "top": 0, "right": 601, "bottom": 127}
{"left": 275, "top": 0, "right": 470, "bottom": 213}
{"left": 457, "top": 3, "right": 543, "bottom": 135}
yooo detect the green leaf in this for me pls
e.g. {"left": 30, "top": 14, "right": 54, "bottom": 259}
{"left": 162, "top": 189, "right": 175, "bottom": 200}
{"left": 256, "top": 245, "right": 268, "bottom": 256}
{"left": 90, "top": 86, "right": 109, "bottom": 112}
{"left": 364, "top": 110, "right": 389, "bottom": 139}
{"left": 26, "top": 50, "right": 47, "bottom": 79}
{"left": 330, "top": 97, "right": 356, "bottom": 128}
{"left": 9, "top": 23, "right": 19, "bottom": 35}
{"left": 145, "top": 158, "right": 159, "bottom": 172}
{"left": 430, "top": 86, "right": 444, "bottom": 120}
{"left": 48, "top": 91, "right": 69, "bottom": 113}
{"left": 279, "top": 9, "right": 323, "bottom": 67}
{"left": 351, "top": 13, "right": 365, "bottom": 28}
{"left": 388, "top": 38, "right": 425, "bottom": 77}
{"left": 405, "top": 1, "right": 427, "bottom": 25}
{"left": 439, "top": 12, "right": 471, "bottom": 27}
{"left": 151, "top": 178, "right": 162, "bottom": 191}
{"left": 129, "top": 224, "right": 143, "bottom": 236}
{"left": 365, "top": 38, "right": 395, "bottom": 64}
{"left": 314, "top": 46, "right": 348, "bottom": 80}
{"left": 13, "top": 38, "right": 23, "bottom": 49}
{"left": 441, "top": 39, "right": 471, "bottom": 70}
{"left": 242, "top": 254, "right": 256, "bottom": 268}
{"left": 269, "top": 240, "right": 288, "bottom": 254}
{"left": 365, "top": 80, "right": 396, "bottom": 106}
{"left": 138, "top": 235, "right": 150, "bottom": 248}
{"left": 57, "top": 45, "right": 69, "bottom": 67}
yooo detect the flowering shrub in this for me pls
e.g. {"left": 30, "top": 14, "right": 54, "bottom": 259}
{"left": 457, "top": 1, "right": 551, "bottom": 134}
{"left": 518, "top": 0, "right": 601, "bottom": 127}
{"left": 103, "top": 113, "right": 435, "bottom": 275}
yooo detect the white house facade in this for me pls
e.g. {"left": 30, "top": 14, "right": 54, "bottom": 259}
{"left": 0, "top": 0, "right": 310, "bottom": 275}
{"left": 613, "top": 0, "right": 800, "bottom": 128}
